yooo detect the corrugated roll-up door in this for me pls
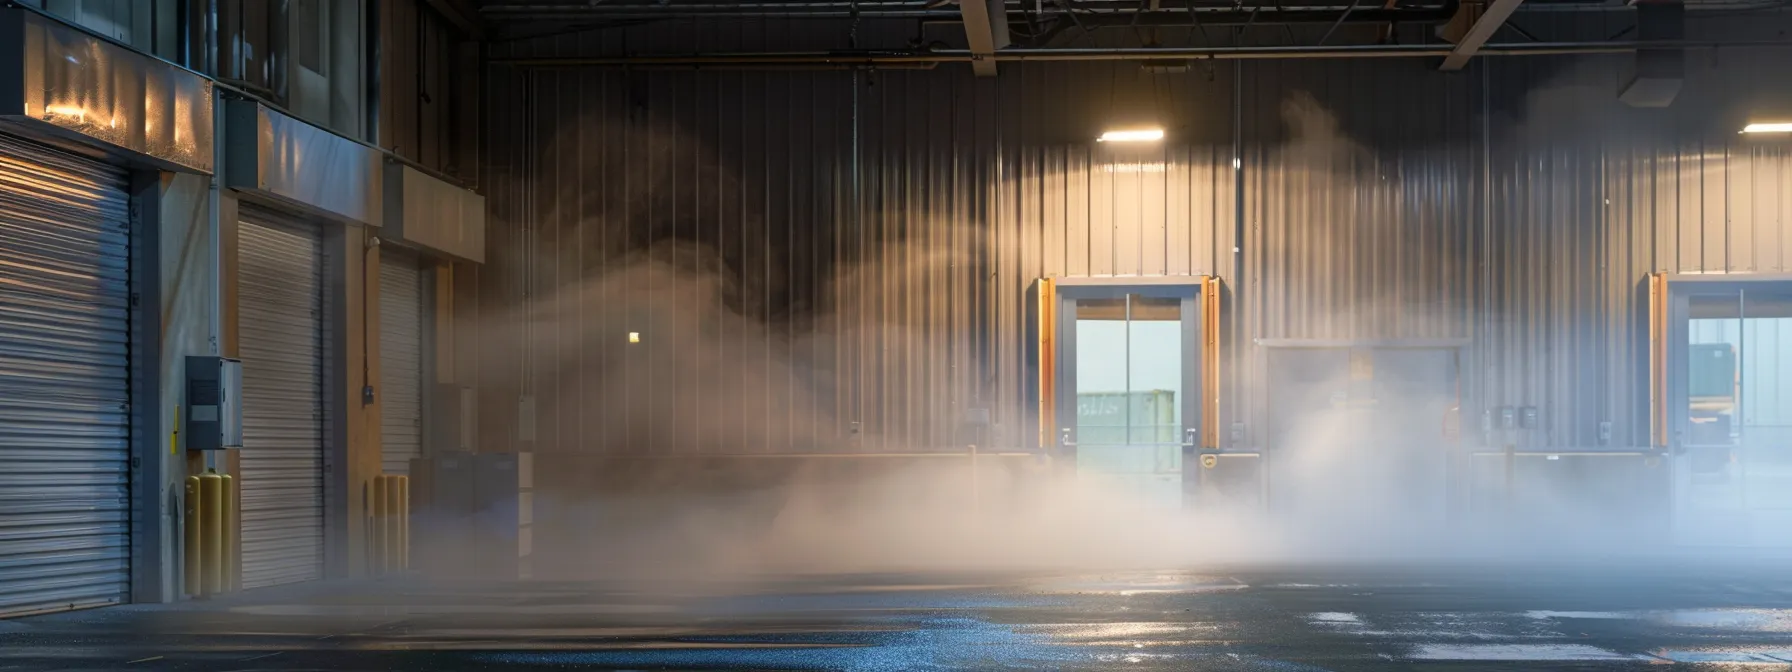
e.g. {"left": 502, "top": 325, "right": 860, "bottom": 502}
{"left": 237, "top": 208, "right": 326, "bottom": 589}
{"left": 378, "top": 247, "right": 424, "bottom": 475}
{"left": 0, "top": 134, "right": 132, "bottom": 618}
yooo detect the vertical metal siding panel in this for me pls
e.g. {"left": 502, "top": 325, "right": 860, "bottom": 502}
{"left": 1067, "top": 147, "right": 1091, "bottom": 277}
{"left": 1756, "top": 146, "right": 1784, "bottom": 272}
{"left": 1781, "top": 146, "right": 1792, "bottom": 272}
{"left": 1732, "top": 144, "right": 1756, "bottom": 272}
{"left": 1698, "top": 145, "right": 1727, "bottom": 274}
{"left": 1089, "top": 145, "right": 1114, "bottom": 276}
{"left": 1166, "top": 145, "right": 1190, "bottom": 277}
{"left": 995, "top": 71, "right": 1021, "bottom": 447}
{"left": 1704, "top": 143, "right": 1730, "bottom": 273}
{"left": 901, "top": 72, "right": 919, "bottom": 447}
{"left": 546, "top": 69, "right": 569, "bottom": 455}
{"left": 1112, "top": 169, "right": 1141, "bottom": 276}
{"left": 1044, "top": 145, "right": 1067, "bottom": 277}
{"left": 1779, "top": 146, "right": 1792, "bottom": 272}
{"left": 1679, "top": 149, "right": 1704, "bottom": 272}
{"left": 1144, "top": 148, "right": 1168, "bottom": 277}
{"left": 1656, "top": 148, "right": 1679, "bottom": 273}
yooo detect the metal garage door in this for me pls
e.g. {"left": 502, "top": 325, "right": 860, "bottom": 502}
{"left": 378, "top": 247, "right": 424, "bottom": 476}
{"left": 237, "top": 208, "right": 326, "bottom": 589}
{"left": 0, "top": 134, "right": 132, "bottom": 618}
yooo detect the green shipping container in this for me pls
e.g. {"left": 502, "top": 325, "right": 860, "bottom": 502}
{"left": 1690, "top": 343, "right": 1736, "bottom": 399}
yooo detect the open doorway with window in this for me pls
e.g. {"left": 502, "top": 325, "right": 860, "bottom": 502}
{"left": 1667, "top": 278, "right": 1792, "bottom": 547}
{"left": 1052, "top": 280, "right": 1202, "bottom": 510}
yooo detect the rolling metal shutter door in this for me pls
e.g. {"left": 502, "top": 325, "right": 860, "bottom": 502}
{"left": 237, "top": 209, "right": 326, "bottom": 589}
{"left": 0, "top": 134, "right": 132, "bottom": 618}
{"left": 378, "top": 248, "right": 425, "bottom": 476}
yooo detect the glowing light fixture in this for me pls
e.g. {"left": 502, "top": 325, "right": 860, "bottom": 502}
{"left": 1742, "top": 122, "right": 1792, "bottom": 134}
{"left": 1097, "top": 128, "right": 1165, "bottom": 143}
{"left": 628, "top": 331, "right": 641, "bottom": 344}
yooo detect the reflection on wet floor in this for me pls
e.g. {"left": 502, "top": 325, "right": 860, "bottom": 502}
{"left": 5, "top": 564, "right": 1792, "bottom": 670}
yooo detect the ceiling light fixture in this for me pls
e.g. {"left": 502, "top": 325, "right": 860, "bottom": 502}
{"left": 1741, "top": 122, "right": 1792, "bottom": 134}
{"left": 1097, "top": 128, "right": 1165, "bottom": 143}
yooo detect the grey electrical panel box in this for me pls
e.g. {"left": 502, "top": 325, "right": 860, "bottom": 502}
{"left": 185, "top": 356, "right": 242, "bottom": 451}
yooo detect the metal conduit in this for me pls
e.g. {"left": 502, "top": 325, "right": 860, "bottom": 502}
{"left": 489, "top": 39, "right": 1792, "bottom": 67}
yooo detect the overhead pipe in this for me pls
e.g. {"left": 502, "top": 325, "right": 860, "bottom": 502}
{"left": 489, "top": 39, "right": 1792, "bottom": 68}
{"left": 483, "top": 6, "right": 1458, "bottom": 22}
{"left": 481, "top": 0, "right": 1721, "bottom": 20}
{"left": 1026, "top": 4, "right": 1461, "bottom": 25}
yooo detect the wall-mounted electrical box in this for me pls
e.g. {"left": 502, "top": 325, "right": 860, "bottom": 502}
{"left": 1520, "top": 406, "right": 1540, "bottom": 429}
{"left": 185, "top": 356, "right": 243, "bottom": 451}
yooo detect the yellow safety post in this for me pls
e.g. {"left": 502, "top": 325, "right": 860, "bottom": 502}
{"left": 183, "top": 476, "right": 201, "bottom": 596}
{"left": 385, "top": 476, "right": 403, "bottom": 577}
{"left": 370, "top": 475, "right": 390, "bottom": 575}
{"left": 220, "top": 473, "right": 237, "bottom": 593}
{"left": 396, "top": 475, "right": 409, "bottom": 571}
{"left": 198, "top": 470, "right": 224, "bottom": 596}
{"left": 386, "top": 474, "right": 399, "bottom": 573}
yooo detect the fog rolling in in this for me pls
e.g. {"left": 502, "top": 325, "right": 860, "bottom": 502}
{"left": 447, "top": 87, "right": 1687, "bottom": 586}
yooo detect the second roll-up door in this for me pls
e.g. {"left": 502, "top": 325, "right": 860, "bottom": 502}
{"left": 378, "top": 247, "right": 424, "bottom": 476}
{"left": 237, "top": 208, "right": 327, "bottom": 589}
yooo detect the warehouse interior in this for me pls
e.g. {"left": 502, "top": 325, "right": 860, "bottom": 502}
{"left": 5, "top": 0, "right": 1792, "bottom": 664}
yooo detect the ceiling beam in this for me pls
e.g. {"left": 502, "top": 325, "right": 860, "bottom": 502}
{"left": 1439, "top": 0, "right": 1524, "bottom": 71}
{"left": 959, "top": 0, "right": 1001, "bottom": 76}
{"left": 424, "top": 0, "right": 486, "bottom": 39}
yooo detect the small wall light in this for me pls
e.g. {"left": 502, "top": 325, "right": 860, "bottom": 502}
{"left": 628, "top": 331, "right": 641, "bottom": 343}
{"left": 1097, "top": 128, "right": 1166, "bottom": 143}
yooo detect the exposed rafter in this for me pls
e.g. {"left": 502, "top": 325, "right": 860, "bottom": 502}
{"left": 960, "top": 0, "right": 1003, "bottom": 76}
{"left": 1439, "top": 0, "right": 1526, "bottom": 70}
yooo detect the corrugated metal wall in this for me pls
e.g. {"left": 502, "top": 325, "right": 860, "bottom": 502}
{"left": 478, "top": 24, "right": 1792, "bottom": 454}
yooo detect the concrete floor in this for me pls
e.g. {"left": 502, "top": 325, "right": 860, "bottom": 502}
{"left": 6, "top": 561, "right": 1792, "bottom": 671}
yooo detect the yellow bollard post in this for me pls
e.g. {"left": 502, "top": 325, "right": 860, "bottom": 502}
{"left": 397, "top": 476, "right": 410, "bottom": 571}
{"left": 198, "top": 471, "right": 224, "bottom": 596}
{"left": 385, "top": 476, "right": 403, "bottom": 573}
{"left": 183, "top": 475, "right": 202, "bottom": 597}
{"left": 219, "top": 473, "right": 237, "bottom": 593}
{"left": 370, "top": 475, "right": 389, "bottom": 575}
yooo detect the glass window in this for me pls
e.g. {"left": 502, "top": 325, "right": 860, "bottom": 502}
{"left": 1684, "top": 289, "right": 1792, "bottom": 512}
{"left": 1073, "top": 295, "right": 1183, "bottom": 446}
{"left": 293, "top": 0, "right": 326, "bottom": 75}
{"left": 39, "top": 0, "right": 170, "bottom": 52}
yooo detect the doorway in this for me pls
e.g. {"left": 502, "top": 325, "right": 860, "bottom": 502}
{"left": 1053, "top": 281, "right": 1201, "bottom": 510}
{"left": 1666, "top": 280, "right": 1792, "bottom": 546}
{"left": 1264, "top": 344, "right": 1459, "bottom": 524}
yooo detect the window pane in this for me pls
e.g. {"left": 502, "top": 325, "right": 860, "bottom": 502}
{"left": 1074, "top": 299, "right": 1128, "bottom": 445}
{"left": 1126, "top": 296, "right": 1180, "bottom": 444}
{"left": 1687, "top": 292, "right": 1742, "bottom": 511}
{"left": 293, "top": 0, "right": 324, "bottom": 74}
{"left": 1741, "top": 292, "right": 1792, "bottom": 510}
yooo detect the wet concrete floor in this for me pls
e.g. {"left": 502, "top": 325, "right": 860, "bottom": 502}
{"left": 6, "top": 561, "right": 1792, "bottom": 670}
